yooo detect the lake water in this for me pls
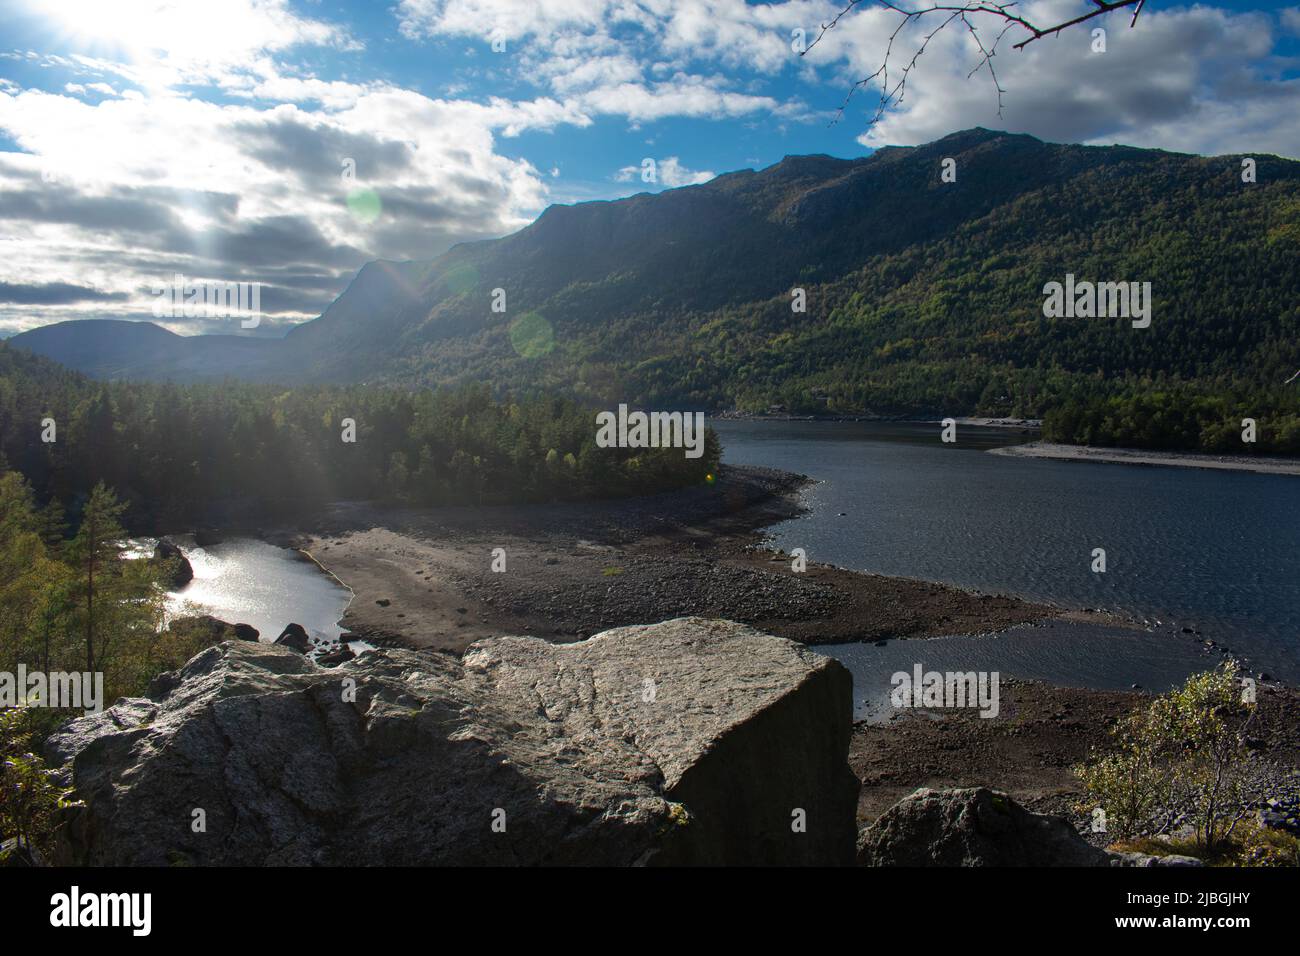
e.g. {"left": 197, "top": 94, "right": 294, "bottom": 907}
{"left": 160, "top": 536, "right": 359, "bottom": 649}
{"left": 716, "top": 420, "right": 1300, "bottom": 698}
{"left": 145, "top": 420, "right": 1297, "bottom": 707}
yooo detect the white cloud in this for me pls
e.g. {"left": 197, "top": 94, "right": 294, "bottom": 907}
{"left": 616, "top": 155, "right": 714, "bottom": 187}
{"left": 0, "top": 83, "right": 566, "bottom": 334}
{"left": 34, "top": 0, "right": 358, "bottom": 92}
{"left": 394, "top": 0, "right": 1300, "bottom": 159}
{"left": 398, "top": 0, "right": 818, "bottom": 123}
{"left": 846, "top": 4, "right": 1300, "bottom": 159}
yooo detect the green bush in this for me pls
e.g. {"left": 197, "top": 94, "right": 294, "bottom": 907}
{"left": 1077, "top": 662, "right": 1260, "bottom": 852}
{"left": 0, "top": 708, "right": 78, "bottom": 864}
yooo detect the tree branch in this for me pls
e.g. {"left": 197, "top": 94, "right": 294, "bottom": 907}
{"left": 804, "top": 0, "right": 1150, "bottom": 128}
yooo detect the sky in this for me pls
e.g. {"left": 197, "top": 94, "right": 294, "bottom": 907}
{"left": 0, "top": 0, "right": 1297, "bottom": 337}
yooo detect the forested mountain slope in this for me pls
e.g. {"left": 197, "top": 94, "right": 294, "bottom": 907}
{"left": 11, "top": 128, "right": 1300, "bottom": 448}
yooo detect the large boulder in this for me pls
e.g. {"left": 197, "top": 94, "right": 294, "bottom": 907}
{"left": 858, "top": 788, "right": 1113, "bottom": 866}
{"left": 151, "top": 539, "right": 193, "bottom": 589}
{"left": 46, "top": 617, "right": 859, "bottom": 866}
{"left": 857, "top": 788, "right": 1205, "bottom": 867}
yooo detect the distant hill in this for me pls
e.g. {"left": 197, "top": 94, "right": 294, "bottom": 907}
{"left": 8, "top": 319, "right": 286, "bottom": 382}
{"left": 10, "top": 128, "right": 1300, "bottom": 421}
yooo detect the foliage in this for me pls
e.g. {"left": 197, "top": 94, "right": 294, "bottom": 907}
{"left": 0, "top": 344, "right": 720, "bottom": 531}
{"left": 0, "top": 708, "right": 78, "bottom": 863}
{"left": 264, "top": 132, "right": 1300, "bottom": 457}
{"left": 1076, "top": 662, "right": 1261, "bottom": 852}
{"left": 1110, "top": 820, "right": 1300, "bottom": 868}
{"left": 0, "top": 472, "right": 170, "bottom": 712}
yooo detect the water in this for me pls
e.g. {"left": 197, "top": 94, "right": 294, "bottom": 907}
{"left": 160, "top": 536, "right": 358, "bottom": 649}
{"left": 821, "top": 621, "right": 1223, "bottom": 721}
{"left": 715, "top": 420, "right": 1300, "bottom": 686}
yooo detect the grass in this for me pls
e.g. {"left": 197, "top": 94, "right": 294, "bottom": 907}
{"left": 1109, "top": 820, "right": 1300, "bottom": 867}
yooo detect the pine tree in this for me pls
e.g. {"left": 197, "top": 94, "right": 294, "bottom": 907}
{"left": 68, "top": 483, "right": 127, "bottom": 673}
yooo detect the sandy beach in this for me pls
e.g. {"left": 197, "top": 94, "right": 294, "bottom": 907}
{"left": 991, "top": 441, "right": 1300, "bottom": 476}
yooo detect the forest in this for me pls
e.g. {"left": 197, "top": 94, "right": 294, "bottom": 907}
{"left": 0, "top": 342, "right": 720, "bottom": 534}
{"left": 1040, "top": 385, "right": 1300, "bottom": 453}
{"left": 0, "top": 339, "right": 723, "bottom": 861}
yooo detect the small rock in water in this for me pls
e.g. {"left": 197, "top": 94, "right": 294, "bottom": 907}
{"left": 317, "top": 644, "right": 355, "bottom": 667}
{"left": 152, "top": 539, "right": 194, "bottom": 589}
{"left": 274, "top": 623, "right": 310, "bottom": 653}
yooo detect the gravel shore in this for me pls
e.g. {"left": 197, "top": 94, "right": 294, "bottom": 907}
{"left": 991, "top": 441, "right": 1300, "bottom": 476}
{"left": 292, "top": 466, "right": 1084, "bottom": 654}
{"left": 279, "top": 464, "right": 1297, "bottom": 831}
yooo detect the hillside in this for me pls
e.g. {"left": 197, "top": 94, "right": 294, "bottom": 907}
{"left": 7, "top": 319, "right": 287, "bottom": 381}
{"left": 10, "top": 128, "right": 1300, "bottom": 438}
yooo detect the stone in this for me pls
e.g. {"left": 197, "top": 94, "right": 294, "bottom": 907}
{"left": 151, "top": 539, "right": 193, "bottom": 589}
{"left": 46, "top": 617, "right": 859, "bottom": 866}
{"left": 1109, "top": 851, "right": 1204, "bottom": 867}
{"left": 162, "top": 615, "right": 255, "bottom": 650}
{"left": 274, "top": 623, "right": 310, "bottom": 653}
{"left": 857, "top": 787, "right": 1113, "bottom": 866}
{"left": 316, "top": 644, "right": 355, "bottom": 667}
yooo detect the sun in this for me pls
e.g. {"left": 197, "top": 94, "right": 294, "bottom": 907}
{"left": 39, "top": 0, "right": 149, "bottom": 53}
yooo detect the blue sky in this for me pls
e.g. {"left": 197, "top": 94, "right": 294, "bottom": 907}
{"left": 1, "top": 0, "right": 1298, "bottom": 335}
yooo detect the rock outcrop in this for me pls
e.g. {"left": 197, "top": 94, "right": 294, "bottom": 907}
{"left": 857, "top": 788, "right": 1203, "bottom": 866}
{"left": 46, "top": 617, "right": 859, "bottom": 866}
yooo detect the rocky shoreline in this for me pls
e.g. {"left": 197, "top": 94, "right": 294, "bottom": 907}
{"left": 210, "top": 465, "right": 1299, "bottom": 846}
{"left": 290, "top": 465, "right": 1115, "bottom": 655}
{"left": 45, "top": 619, "right": 1298, "bottom": 866}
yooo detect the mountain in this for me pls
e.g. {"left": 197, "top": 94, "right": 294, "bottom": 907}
{"left": 7, "top": 319, "right": 286, "bottom": 382}
{"left": 10, "top": 128, "right": 1300, "bottom": 419}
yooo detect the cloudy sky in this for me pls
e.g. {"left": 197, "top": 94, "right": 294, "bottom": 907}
{"left": 0, "top": 0, "right": 1297, "bottom": 337}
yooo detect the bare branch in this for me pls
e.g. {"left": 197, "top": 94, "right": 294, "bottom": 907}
{"left": 803, "top": 0, "right": 1149, "bottom": 128}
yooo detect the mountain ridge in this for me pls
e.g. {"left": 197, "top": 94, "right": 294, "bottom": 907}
{"left": 9, "top": 127, "right": 1299, "bottom": 422}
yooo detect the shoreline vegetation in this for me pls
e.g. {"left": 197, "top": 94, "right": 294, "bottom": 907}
{"left": 990, "top": 440, "right": 1300, "bottom": 476}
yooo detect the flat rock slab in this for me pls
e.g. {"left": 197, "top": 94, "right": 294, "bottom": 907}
{"left": 48, "top": 617, "right": 859, "bottom": 866}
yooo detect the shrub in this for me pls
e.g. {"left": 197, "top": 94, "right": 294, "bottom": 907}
{"left": 1077, "top": 662, "right": 1261, "bottom": 852}
{"left": 0, "top": 708, "right": 78, "bottom": 864}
